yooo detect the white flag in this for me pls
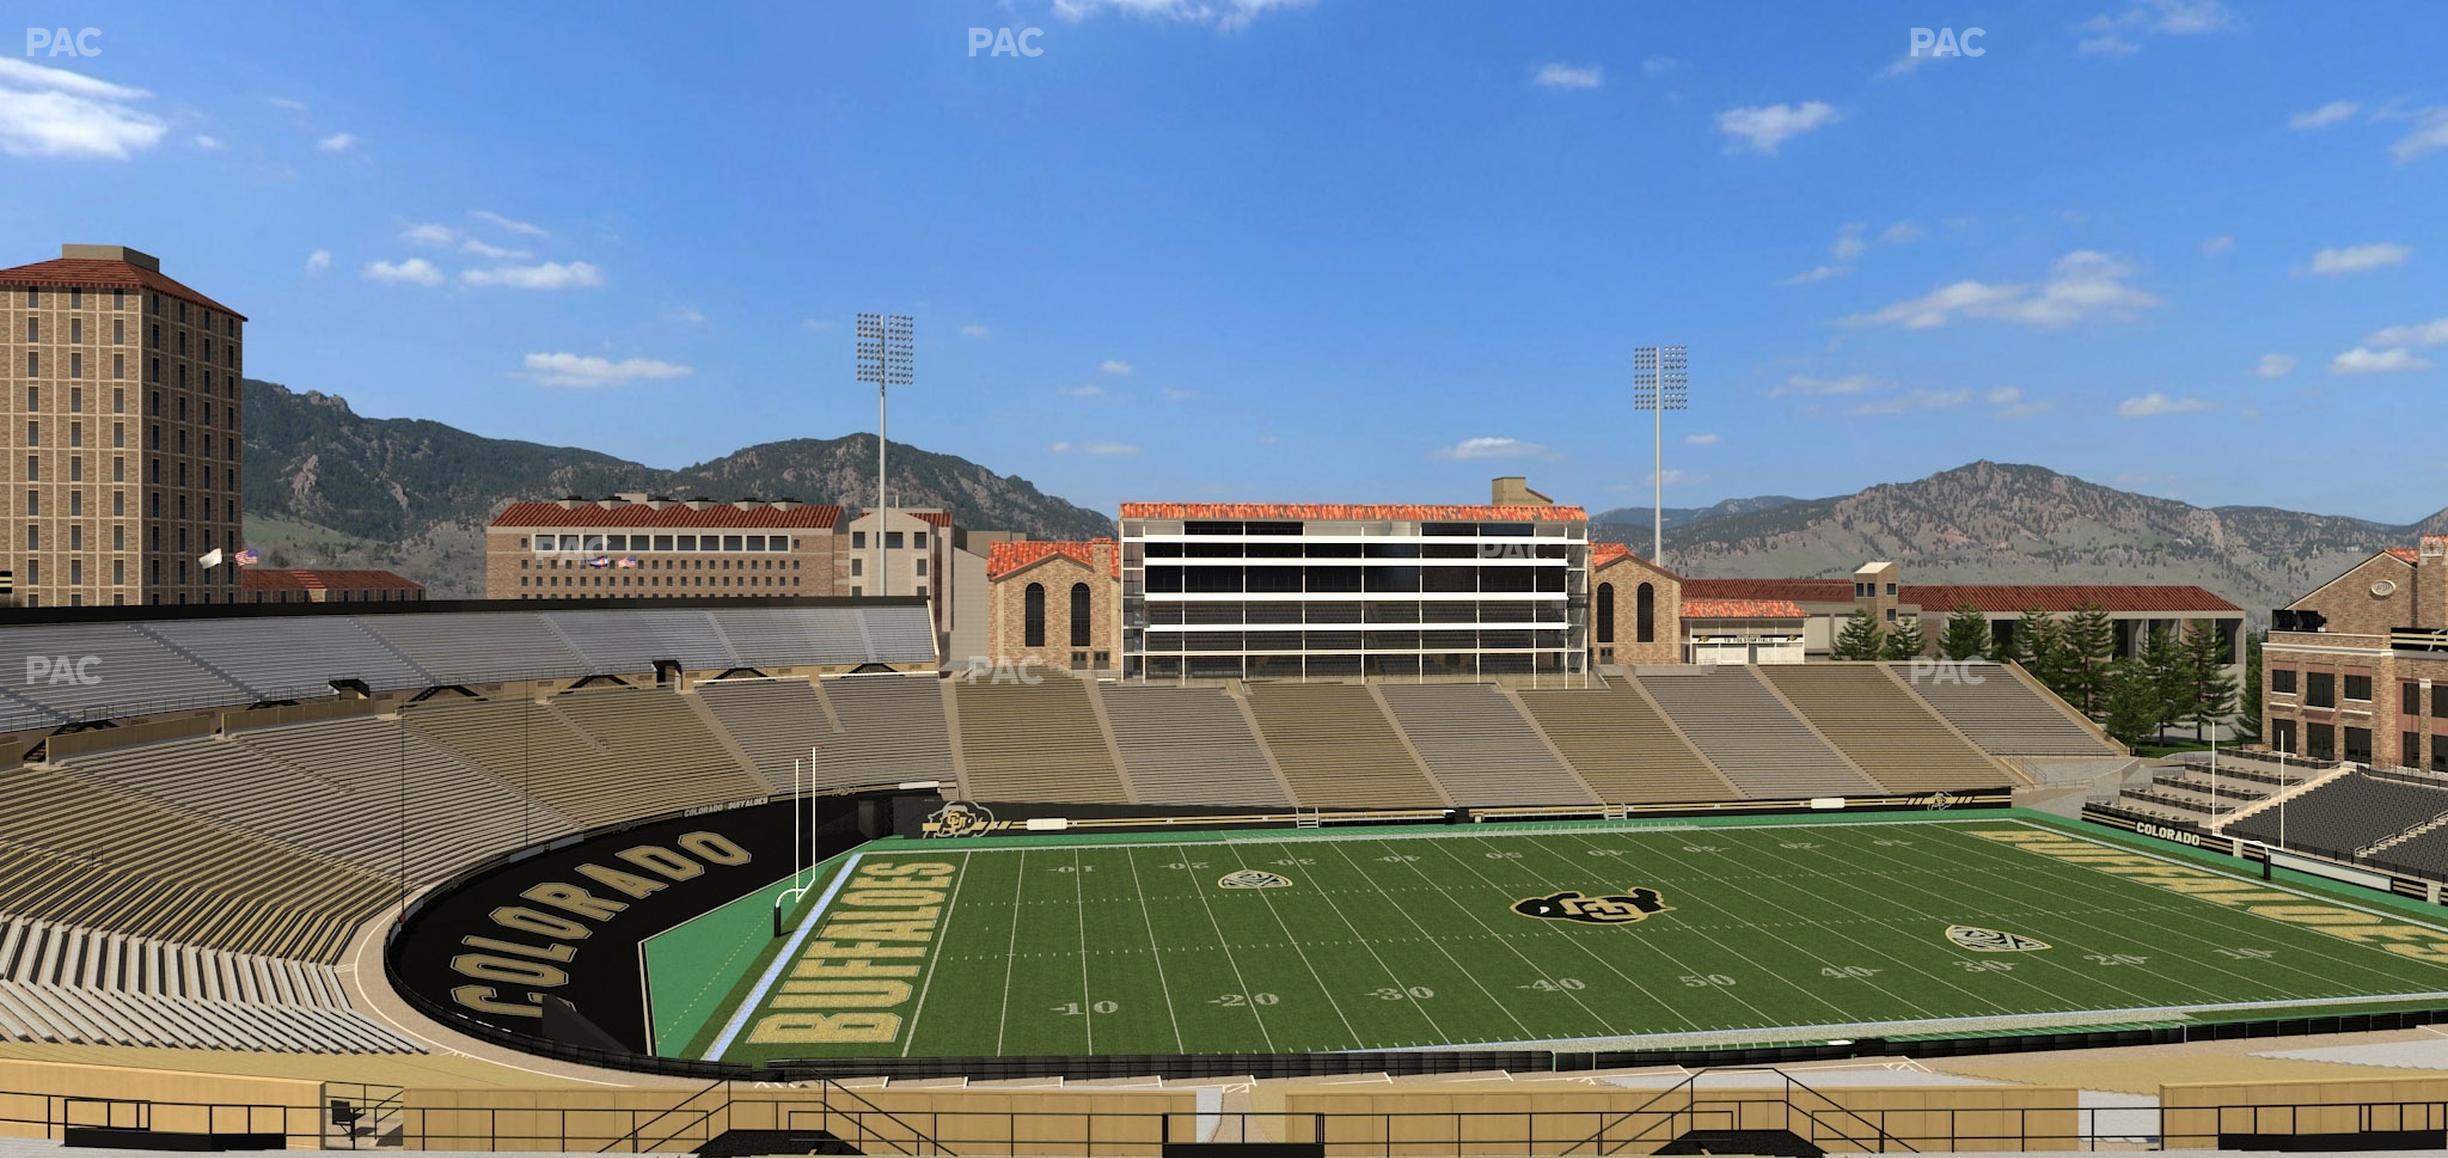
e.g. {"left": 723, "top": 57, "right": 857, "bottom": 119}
{"left": 198, "top": 548, "right": 225, "bottom": 570}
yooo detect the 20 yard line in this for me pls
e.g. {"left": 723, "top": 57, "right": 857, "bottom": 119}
{"left": 1169, "top": 849, "right": 1277, "bottom": 1051}
{"left": 899, "top": 852, "right": 972, "bottom": 1057}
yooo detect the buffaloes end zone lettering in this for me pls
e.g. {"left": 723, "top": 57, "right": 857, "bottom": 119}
{"left": 747, "top": 860, "right": 959, "bottom": 1046}
{"left": 1219, "top": 870, "right": 1291, "bottom": 890}
{"left": 1947, "top": 924, "right": 2050, "bottom": 953}
{"left": 1513, "top": 887, "right": 1670, "bottom": 925}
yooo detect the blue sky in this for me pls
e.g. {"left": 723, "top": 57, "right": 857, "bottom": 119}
{"left": 4, "top": 1, "right": 2444, "bottom": 521}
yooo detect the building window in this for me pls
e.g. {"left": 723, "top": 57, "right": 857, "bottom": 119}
{"left": 2408, "top": 683, "right": 2424, "bottom": 716}
{"left": 2306, "top": 671, "right": 2335, "bottom": 709}
{"left": 1070, "top": 582, "right": 1092, "bottom": 648}
{"left": 1596, "top": 582, "right": 1615, "bottom": 644}
{"left": 1024, "top": 582, "right": 1047, "bottom": 648}
{"left": 2270, "top": 668, "right": 2296, "bottom": 695}
{"left": 1636, "top": 582, "right": 1656, "bottom": 644}
{"left": 2345, "top": 674, "right": 2372, "bottom": 702}
{"left": 2345, "top": 726, "right": 2373, "bottom": 765}
{"left": 2405, "top": 732, "right": 2423, "bottom": 770}
{"left": 2308, "top": 722, "right": 2335, "bottom": 761}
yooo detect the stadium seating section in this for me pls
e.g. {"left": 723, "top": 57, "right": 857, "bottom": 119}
{"left": 1894, "top": 663, "right": 2118, "bottom": 756}
{"left": 2228, "top": 770, "right": 2448, "bottom": 865}
{"left": 1245, "top": 682, "right": 1448, "bottom": 809}
{"left": 1635, "top": 666, "right": 1881, "bottom": 797}
{"left": 953, "top": 679, "right": 1133, "bottom": 804}
{"left": 1378, "top": 684, "right": 1595, "bottom": 806}
{"left": 1098, "top": 684, "right": 1291, "bottom": 807}
{"left": 1759, "top": 665, "right": 2008, "bottom": 793}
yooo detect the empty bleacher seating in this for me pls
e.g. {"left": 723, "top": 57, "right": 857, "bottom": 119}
{"left": 400, "top": 697, "right": 629, "bottom": 827}
{"left": 0, "top": 625, "right": 243, "bottom": 725}
{"left": 697, "top": 679, "right": 838, "bottom": 791}
{"left": 1245, "top": 683, "right": 1445, "bottom": 809}
{"left": 1635, "top": 666, "right": 1881, "bottom": 798}
{"left": 1760, "top": 665, "right": 2013, "bottom": 793}
{"left": 1377, "top": 684, "right": 1596, "bottom": 806}
{"left": 809, "top": 676, "right": 956, "bottom": 791}
{"left": 1898, "top": 664, "right": 2117, "bottom": 756}
{"left": 1098, "top": 684, "right": 1289, "bottom": 807}
{"left": 65, "top": 737, "right": 411, "bottom": 878}
{"left": 546, "top": 609, "right": 736, "bottom": 674}
{"left": 1513, "top": 686, "right": 1737, "bottom": 803}
{"left": 136, "top": 618, "right": 430, "bottom": 702}
{"left": 709, "top": 608, "right": 876, "bottom": 669}
{"left": 952, "top": 679, "right": 1133, "bottom": 804}
{"left": 547, "top": 689, "right": 770, "bottom": 819}
{"left": 2228, "top": 770, "right": 2448, "bottom": 859}
{"left": 362, "top": 614, "right": 587, "bottom": 685}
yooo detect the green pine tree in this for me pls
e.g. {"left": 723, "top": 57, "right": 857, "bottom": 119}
{"left": 1992, "top": 610, "right": 2033, "bottom": 668}
{"left": 1832, "top": 608, "right": 1883, "bottom": 661}
{"left": 2235, "top": 630, "right": 2264, "bottom": 744}
{"left": 1940, "top": 604, "right": 1991, "bottom": 661}
{"left": 2063, "top": 602, "right": 2119, "bottom": 716}
{"left": 1881, "top": 616, "right": 1926, "bottom": 661}
{"left": 2182, "top": 619, "right": 2240, "bottom": 742}
{"left": 2140, "top": 625, "right": 2186, "bottom": 742}
{"left": 2103, "top": 659, "right": 2161, "bottom": 749}
{"left": 2019, "top": 608, "right": 2070, "bottom": 699}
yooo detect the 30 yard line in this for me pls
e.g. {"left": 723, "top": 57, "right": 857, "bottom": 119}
{"left": 1268, "top": 841, "right": 1455, "bottom": 1047}
{"left": 1320, "top": 838, "right": 1533, "bottom": 1042}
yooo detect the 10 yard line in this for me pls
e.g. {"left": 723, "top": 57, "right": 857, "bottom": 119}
{"left": 899, "top": 851, "right": 973, "bottom": 1057}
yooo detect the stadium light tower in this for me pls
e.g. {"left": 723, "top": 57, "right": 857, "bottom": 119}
{"left": 856, "top": 313, "right": 914, "bottom": 596}
{"left": 1632, "top": 345, "right": 1689, "bottom": 565}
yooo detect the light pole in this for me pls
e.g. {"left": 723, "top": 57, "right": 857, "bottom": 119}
{"left": 856, "top": 313, "right": 913, "bottom": 597}
{"left": 1632, "top": 345, "right": 1689, "bottom": 566}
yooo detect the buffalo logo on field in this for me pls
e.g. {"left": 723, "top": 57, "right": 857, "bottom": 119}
{"left": 1947, "top": 924, "right": 2050, "bottom": 953}
{"left": 1218, "top": 870, "right": 1292, "bottom": 890}
{"left": 922, "top": 801, "right": 998, "bottom": 839}
{"left": 1513, "top": 887, "right": 1670, "bottom": 925}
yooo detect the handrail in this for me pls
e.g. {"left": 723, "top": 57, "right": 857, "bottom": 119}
{"left": 597, "top": 1077, "right": 731, "bottom": 1154}
{"left": 812, "top": 1078, "right": 949, "bottom": 1157}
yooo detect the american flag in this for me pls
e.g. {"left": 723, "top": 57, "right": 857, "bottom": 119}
{"left": 233, "top": 548, "right": 260, "bottom": 566}
{"left": 616, "top": 555, "right": 639, "bottom": 569}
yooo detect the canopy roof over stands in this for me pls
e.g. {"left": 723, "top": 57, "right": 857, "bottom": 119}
{"left": 0, "top": 600, "right": 936, "bottom": 730}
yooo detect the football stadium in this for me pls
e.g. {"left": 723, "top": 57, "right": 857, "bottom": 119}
{"left": 7, "top": 593, "right": 2448, "bottom": 1154}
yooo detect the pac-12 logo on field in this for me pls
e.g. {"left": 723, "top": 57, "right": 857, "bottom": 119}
{"left": 1512, "top": 887, "right": 1670, "bottom": 925}
{"left": 1218, "top": 870, "right": 1292, "bottom": 890}
{"left": 1947, "top": 924, "right": 2050, "bottom": 953}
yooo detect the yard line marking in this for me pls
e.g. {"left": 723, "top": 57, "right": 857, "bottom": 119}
{"left": 1458, "top": 832, "right": 1788, "bottom": 1028}
{"left": 1384, "top": 837, "right": 1650, "bottom": 1034}
{"left": 1568, "top": 829, "right": 2014, "bottom": 1016}
{"left": 1241, "top": 851, "right": 1369, "bottom": 1048}
{"left": 1170, "top": 851, "right": 1277, "bottom": 1051}
{"left": 1074, "top": 847, "right": 1095, "bottom": 1054}
{"left": 1267, "top": 841, "right": 1456, "bottom": 1046}
{"left": 1321, "top": 838, "right": 1535, "bottom": 1042}
{"left": 898, "top": 851, "right": 972, "bottom": 1057}
{"left": 992, "top": 848, "right": 1029, "bottom": 1055}
{"left": 703, "top": 851, "right": 862, "bottom": 1061}
{"left": 1121, "top": 847, "right": 1187, "bottom": 1053}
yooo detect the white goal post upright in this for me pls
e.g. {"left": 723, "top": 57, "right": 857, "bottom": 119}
{"left": 773, "top": 747, "right": 819, "bottom": 937}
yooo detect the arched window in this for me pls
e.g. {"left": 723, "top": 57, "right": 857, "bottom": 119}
{"left": 1636, "top": 582, "right": 1656, "bottom": 644}
{"left": 1070, "top": 582, "right": 1092, "bottom": 648}
{"left": 1596, "top": 583, "right": 1616, "bottom": 644}
{"left": 1024, "top": 583, "right": 1047, "bottom": 647}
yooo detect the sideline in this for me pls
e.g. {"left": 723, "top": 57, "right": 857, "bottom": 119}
{"left": 704, "top": 851, "right": 865, "bottom": 1060}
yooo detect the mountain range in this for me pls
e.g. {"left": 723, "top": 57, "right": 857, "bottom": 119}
{"left": 241, "top": 381, "right": 2422, "bottom": 615}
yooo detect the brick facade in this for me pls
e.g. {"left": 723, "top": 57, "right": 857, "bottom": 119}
{"left": 984, "top": 542, "right": 1118, "bottom": 673}
{"left": 1592, "top": 552, "right": 1681, "bottom": 665}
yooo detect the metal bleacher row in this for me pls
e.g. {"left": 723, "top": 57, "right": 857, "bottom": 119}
{"left": 0, "top": 645, "right": 2100, "bottom": 1057}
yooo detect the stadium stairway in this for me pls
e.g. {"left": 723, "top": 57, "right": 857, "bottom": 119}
{"left": 1244, "top": 682, "right": 1449, "bottom": 809}
{"left": 1376, "top": 683, "right": 1598, "bottom": 806}
{"left": 1096, "top": 683, "right": 1294, "bottom": 808}
{"left": 951, "top": 678, "right": 1134, "bottom": 804}
{"left": 1634, "top": 666, "right": 1882, "bottom": 798}
{"left": 1510, "top": 683, "right": 1736, "bottom": 803}
{"left": 1759, "top": 664, "right": 2020, "bottom": 793}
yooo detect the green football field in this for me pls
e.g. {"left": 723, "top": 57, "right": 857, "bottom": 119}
{"left": 658, "top": 814, "right": 2448, "bottom": 1065}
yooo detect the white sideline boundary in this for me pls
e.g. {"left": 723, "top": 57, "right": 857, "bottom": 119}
{"left": 703, "top": 851, "right": 863, "bottom": 1061}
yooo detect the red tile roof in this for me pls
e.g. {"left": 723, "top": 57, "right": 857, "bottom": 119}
{"left": 1681, "top": 598, "right": 1807, "bottom": 619}
{"left": 0, "top": 257, "right": 244, "bottom": 320}
{"left": 987, "top": 539, "right": 1118, "bottom": 580}
{"left": 490, "top": 500, "right": 841, "bottom": 529}
{"left": 1120, "top": 502, "right": 1587, "bottom": 523}
{"left": 1589, "top": 541, "right": 1683, "bottom": 578}
{"left": 2388, "top": 547, "right": 2422, "bottom": 563}
{"left": 1683, "top": 578, "right": 1855, "bottom": 604}
{"left": 1902, "top": 583, "right": 2240, "bottom": 614}
{"left": 241, "top": 568, "right": 424, "bottom": 592}
{"left": 913, "top": 511, "right": 956, "bottom": 527}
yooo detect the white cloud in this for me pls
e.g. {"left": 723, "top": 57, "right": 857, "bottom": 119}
{"left": 670, "top": 306, "right": 707, "bottom": 325}
{"left": 1640, "top": 56, "right": 1678, "bottom": 77}
{"left": 460, "top": 238, "right": 530, "bottom": 260}
{"left": 2367, "top": 316, "right": 2448, "bottom": 348}
{"left": 191, "top": 133, "right": 223, "bottom": 151}
{"left": 2117, "top": 392, "right": 2213, "bottom": 417}
{"left": 1878, "top": 220, "right": 1927, "bottom": 245}
{"left": 2289, "top": 100, "right": 2359, "bottom": 130}
{"left": 523, "top": 352, "right": 694, "bottom": 388}
{"left": 362, "top": 258, "right": 443, "bottom": 286}
{"left": 469, "top": 209, "right": 548, "bottom": 237}
{"left": 1162, "top": 387, "right": 1199, "bottom": 402}
{"left": 2078, "top": 35, "right": 2141, "bottom": 56}
{"left": 461, "top": 260, "right": 604, "bottom": 289}
{"left": 1830, "top": 222, "right": 1869, "bottom": 261}
{"left": 402, "top": 222, "right": 458, "bottom": 246}
{"left": 1532, "top": 63, "right": 1603, "bottom": 90}
{"left": 1843, "top": 250, "right": 2160, "bottom": 329}
{"left": 1775, "top": 373, "right": 1881, "bottom": 397}
{"left": 959, "top": 324, "right": 990, "bottom": 338}
{"left": 315, "top": 132, "right": 357, "bottom": 152}
{"left": 2200, "top": 235, "right": 2235, "bottom": 255}
{"left": 2391, "top": 109, "right": 2448, "bottom": 162}
{"left": 304, "top": 249, "right": 332, "bottom": 275}
{"left": 1988, "top": 386, "right": 2052, "bottom": 418}
{"left": 267, "top": 97, "right": 308, "bottom": 113}
{"left": 0, "top": 58, "right": 166, "bottom": 160}
{"left": 1061, "top": 384, "right": 1108, "bottom": 398}
{"left": 1985, "top": 386, "right": 2024, "bottom": 405}
{"left": 1849, "top": 388, "right": 1971, "bottom": 416}
{"left": 1714, "top": 101, "right": 1840, "bottom": 155}
{"left": 2078, "top": 0, "right": 2239, "bottom": 55}
{"left": 2255, "top": 353, "right": 2296, "bottom": 378}
{"left": 1685, "top": 432, "right": 1719, "bottom": 445}
{"left": 2330, "top": 346, "right": 2432, "bottom": 375}
{"left": 1776, "top": 264, "right": 1849, "bottom": 287}
{"left": 800, "top": 318, "right": 837, "bottom": 333}
{"left": 2303, "top": 242, "right": 2410, "bottom": 276}
{"left": 1434, "top": 436, "right": 1558, "bottom": 461}
{"left": 1098, "top": 359, "right": 1134, "bottom": 375}
{"left": 1048, "top": 440, "right": 1142, "bottom": 456}
{"left": 1048, "top": 0, "right": 1311, "bottom": 33}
